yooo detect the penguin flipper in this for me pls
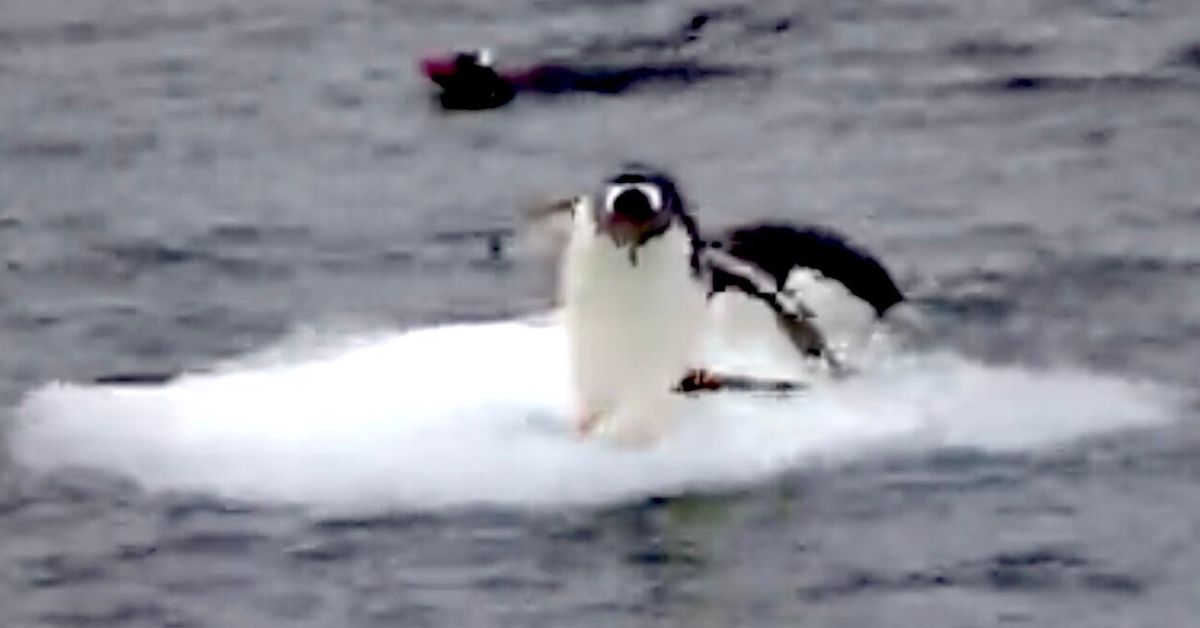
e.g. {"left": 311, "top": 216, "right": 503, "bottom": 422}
{"left": 774, "top": 313, "right": 852, "bottom": 377}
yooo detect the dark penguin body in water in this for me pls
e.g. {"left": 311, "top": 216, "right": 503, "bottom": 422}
{"left": 421, "top": 50, "right": 516, "bottom": 110}
{"left": 420, "top": 49, "right": 744, "bottom": 111}
{"left": 558, "top": 164, "right": 904, "bottom": 442}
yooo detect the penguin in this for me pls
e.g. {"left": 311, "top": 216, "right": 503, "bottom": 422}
{"left": 695, "top": 224, "right": 904, "bottom": 385}
{"left": 560, "top": 166, "right": 709, "bottom": 443}
{"left": 420, "top": 48, "right": 745, "bottom": 111}
{"left": 556, "top": 165, "right": 905, "bottom": 441}
{"left": 421, "top": 49, "right": 516, "bottom": 110}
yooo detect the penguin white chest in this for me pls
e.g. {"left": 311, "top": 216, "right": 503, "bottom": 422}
{"left": 561, "top": 227, "right": 707, "bottom": 439}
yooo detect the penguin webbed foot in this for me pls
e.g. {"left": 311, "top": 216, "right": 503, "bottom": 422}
{"left": 676, "top": 368, "right": 724, "bottom": 393}
{"left": 676, "top": 369, "right": 807, "bottom": 394}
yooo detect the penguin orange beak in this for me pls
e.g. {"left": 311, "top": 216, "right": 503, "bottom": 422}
{"left": 420, "top": 54, "right": 458, "bottom": 85}
{"left": 603, "top": 212, "right": 654, "bottom": 247}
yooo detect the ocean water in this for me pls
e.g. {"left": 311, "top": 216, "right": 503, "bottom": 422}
{"left": 2, "top": 0, "right": 1200, "bottom": 626}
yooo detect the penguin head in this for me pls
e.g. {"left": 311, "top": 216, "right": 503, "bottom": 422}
{"left": 591, "top": 165, "right": 699, "bottom": 249}
{"left": 422, "top": 48, "right": 496, "bottom": 85}
{"left": 421, "top": 48, "right": 514, "bottom": 109}
{"left": 454, "top": 48, "right": 495, "bottom": 72}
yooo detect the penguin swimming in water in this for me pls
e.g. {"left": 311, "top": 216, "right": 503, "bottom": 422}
{"left": 420, "top": 48, "right": 746, "bottom": 111}
{"left": 555, "top": 165, "right": 904, "bottom": 442}
{"left": 421, "top": 49, "right": 516, "bottom": 110}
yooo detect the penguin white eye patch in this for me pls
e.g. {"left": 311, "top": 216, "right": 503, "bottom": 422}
{"left": 474, "top": 48, "right": 495, "bottom": 67}
{"left": 603, "top": 183, "right": 664, "bottom": 215}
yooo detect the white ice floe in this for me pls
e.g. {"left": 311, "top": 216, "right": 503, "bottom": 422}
{"left": 6, "top": 317, "right": 1181, "bottom": 510}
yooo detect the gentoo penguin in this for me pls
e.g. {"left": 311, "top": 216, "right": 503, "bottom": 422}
{"left": 560, "top": 166, "right": 709, "bottom": 443}
{"left": 699, "top": 224, "right": 904, "bottom": 382}
{"left": 421, "top": 49, "right": 516, "bottom": 110}
{"left": 555, "top": 165, "right": 904, "bottom": 441}
{"left": 420, "top": 48, "right": 743, "bottom": 111}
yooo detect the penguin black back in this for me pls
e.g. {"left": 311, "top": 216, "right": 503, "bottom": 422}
{"left": 710, "top": 224, "right": 904, "bottom": 317}
{"left": 427, "top": 50, "right": 516, "bottom": 110}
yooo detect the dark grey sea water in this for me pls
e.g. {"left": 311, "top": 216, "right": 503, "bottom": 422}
{"left": 2, "top": 0, "right": 1200, "bottom": 626}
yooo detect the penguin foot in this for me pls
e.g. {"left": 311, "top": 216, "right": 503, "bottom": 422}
{"left": 676, "top": 368, "right": 724, "bottom": 393}
{"left": 677, "top": 369, "right": 810, "bottom": 394}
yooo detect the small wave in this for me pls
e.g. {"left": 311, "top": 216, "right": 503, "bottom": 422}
{"left": 964, "top": 73, "right": 1196, "bottom": 95}
{"left": 1166, "top": 42, "right": 1200, "bottom": 70}
{"left": 797, "top": 545, "right": 1143, "bottom": 601}
{"left": 7, "top": 318, "right": 1180, "bottom": 511}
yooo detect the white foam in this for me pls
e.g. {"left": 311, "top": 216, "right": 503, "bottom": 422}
{"left": 6, "top": 318, "right": 1181, "bottom": 510}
